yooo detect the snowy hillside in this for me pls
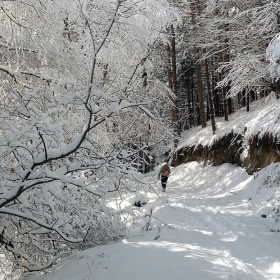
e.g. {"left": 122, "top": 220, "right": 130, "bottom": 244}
{"left": 177, "top": 94, "right": 280, "bottom": 150}
{"left": 27, "top": 161, "right": 280, "bottom": 280}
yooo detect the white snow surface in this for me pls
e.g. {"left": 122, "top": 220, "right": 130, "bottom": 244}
{"left": 177, "top": 96, "right": 280, "bottom": 150}
{"left": 26, "top": 96, "right": 280, "bottom": 280}
{"left": 27, "top": 162, "right": 280, "bottom": 280}
{"left": 267, "top": 34, "right": 280, "bottom": 79}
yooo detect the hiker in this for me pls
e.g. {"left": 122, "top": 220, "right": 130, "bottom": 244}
{"left": 158, "top": 162, "right": 171, "bottom": 192}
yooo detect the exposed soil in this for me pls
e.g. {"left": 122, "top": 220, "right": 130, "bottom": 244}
{"left": 171, "top": 132, "right": 280, "bottom": 174}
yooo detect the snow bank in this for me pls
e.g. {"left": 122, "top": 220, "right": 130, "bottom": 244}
{"left": 177, "top": 97, "right": 280, "bottom": 151}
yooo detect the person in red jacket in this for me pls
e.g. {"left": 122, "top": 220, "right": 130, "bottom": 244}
{"left": 158, "top": 162, "right": 171, "bottom": 192}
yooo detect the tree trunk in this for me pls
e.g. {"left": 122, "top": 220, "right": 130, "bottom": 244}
{"left": 194, "top": 46, "right": 206, "bottom": 128}
{"left": 246, "top": 89, "right": 250, "bottom": 112}
{"left": 186, "top": 76, "right": 193, "bottom": 128}
{"left": 242, "top": 89, "right": 246, "bottom": 107}
{"left": 191, "top": 0, "right": 206, "bottom": 128}
{"left": 203, "top": 54, "right": 216, "bottom": 134}
{"left": 191, "top": 76, "right": 195, "bottom": 127}
{"left": 170, "top": 25, "right": 180, "bottom": 147}
{"left": 223, "top": 24, "right": 232, "bottom": 115}
{"left": 211, "top": 59, "right": 220, "bottom": 117}
{"left": 167, "top": 27, "right": 180, "bottom": 148}
{"left": 218, "top": 46, "right": 228, "bottom": 121}
{"left": 275, "top": 80, "right": 280, "bottom": 99}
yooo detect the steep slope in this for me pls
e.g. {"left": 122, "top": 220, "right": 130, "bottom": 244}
{"left": 172, "top": 95, "right": 280, "bottom": 174}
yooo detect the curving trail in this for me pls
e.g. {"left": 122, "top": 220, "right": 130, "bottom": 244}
{"left": 29, "top": 162, "right": 280, "bottom": 280}
{"left": 150, "top": 162, "right": 280, "bottom": 279}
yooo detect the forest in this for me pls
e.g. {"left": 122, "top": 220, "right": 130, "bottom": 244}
{"left": 0, "top": 0, "right": 279, "bottom": 278}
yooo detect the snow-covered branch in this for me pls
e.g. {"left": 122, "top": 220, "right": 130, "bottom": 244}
{"left": 0, "top": 0, "right": 177, "bottom": 274}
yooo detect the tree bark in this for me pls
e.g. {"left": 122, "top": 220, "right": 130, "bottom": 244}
{"left": 170, "top": 25, "right": 180, "bottom": 147}
{"left": 218, "top": 45, "right": 228, "bottom": 121}
{"left": 246, "top": 89, "right": 250, "bottom": 112}
{"left": 203, "top": 54, "right": 216, "bottom": 134}
{"left": 186, "top": 76, "right": 192, "bottom": 128}
{"left": 191, "top": 76, "right": 195, "bottom": 127}
{"left": 191, "top": 1, "right": 206, "bottom": 128}
{"left": 194, "top": 46, "right": 206, "bottom": 128}
{"left": 275, "top": 80, "right": 280, "bottom": 99}
{"left": 167, "top": 27, "right": 180, "bottom": 148}
{"left": 223, "top": 24, "right": 232, "bottom": 115}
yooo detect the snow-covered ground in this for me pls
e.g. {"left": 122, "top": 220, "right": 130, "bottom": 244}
{"left": 177, "top": 94, "right": 280, "bottom": 150}
{"left": 28, "top": 161, "right": 280, "bottom": 280}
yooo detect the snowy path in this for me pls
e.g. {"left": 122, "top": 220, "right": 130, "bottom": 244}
{"left": 28, "top": 162, "right": 280, "bottom": 280}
